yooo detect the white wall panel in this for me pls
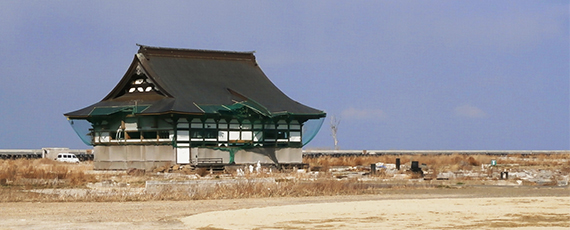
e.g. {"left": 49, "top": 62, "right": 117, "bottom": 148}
{"left": 176, "top": 148, "right": 190, "bottom": 164}
{"left": 177, "top": 130, "right": 189, "bottom": 141}
{"left": 242, "top": 131, "right": 253, "bottom": 140}
{"left": 229, "top": 131, "right": 240, "bottom": 140}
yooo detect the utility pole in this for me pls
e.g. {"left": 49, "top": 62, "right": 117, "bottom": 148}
{"left": 330, "top": 115, "right": 340, "bottom": 150}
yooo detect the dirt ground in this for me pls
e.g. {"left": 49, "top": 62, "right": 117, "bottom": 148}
{"left": 0, "top": 186, "right": 568, "bottom": 230}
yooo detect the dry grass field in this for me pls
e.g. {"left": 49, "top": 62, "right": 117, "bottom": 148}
{"left": 0, "top": 153, "right": 568, "bottom": 202}
{"left": 0, "top": 154, "right": 568, "bottom": 229}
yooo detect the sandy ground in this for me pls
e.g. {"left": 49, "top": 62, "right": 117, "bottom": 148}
{"left": 0, "top": 186, "right": 568, "bottom": 229}
{"left": 183, "top": 197, "right": 570, "bottom": 229}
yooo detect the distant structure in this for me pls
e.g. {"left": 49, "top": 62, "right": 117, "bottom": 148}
{"left": 330, "top": 115, "right": 340, "bottom": 150}
{"left": 0, "top": 148, "right": 93, "bottom": 161}
{"left": 65, "top": 45, "right": 326, "bottom": 170}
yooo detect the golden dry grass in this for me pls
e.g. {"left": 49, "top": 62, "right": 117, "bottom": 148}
{"left": 0, "top": 178, "right": 374, "bottom": 202}
{"left": 150, "top": 178, "right": 371, "bottom": 201}
{"left": 0, "top": 158, "right": 378, "bottom": 202}
{"left": 0, "top": 159, "right": 96, "bottom": 188}
{"left": 0, "top": 153, "right": 568, "bottom": 202}
{"left": 303, "top": 153, "right": 570, "bottom": 172}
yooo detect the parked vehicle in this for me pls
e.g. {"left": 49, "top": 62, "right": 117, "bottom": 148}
{"left": 55, "top": 153, "right": 80, "bottom": 163}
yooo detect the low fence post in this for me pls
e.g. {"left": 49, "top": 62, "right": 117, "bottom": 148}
{"left": 396, "top": 158, "right": 400, "bottom": 170}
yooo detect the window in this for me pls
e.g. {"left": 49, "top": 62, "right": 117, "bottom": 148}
{"left": 190, "top": 130, "right": 201, "bottom": 138}
{"left": 264, "top": 130, "right": 288, "bottom": 139}
{"left": 127, "top": 131, "right": 140, "bottom": 139}
{"left": 143, "top": 131, "right": 157, "bottom": 139}
{"left": 126, "top": 77, "right": 158, "bottom": 94}
{"left": 277, "top": 131, "right": 288, "bottom": 139}
{"left": 191, "top": 130, "right": 218, "bottom": 138}
{"left": 110, "top": 131, "right": 124, "bottom": 140}
{"left": 158, "top": 131, "right": 170, "bottom": 139}
{"left": 204, "top": 130, "right": 218, "bottom": 139}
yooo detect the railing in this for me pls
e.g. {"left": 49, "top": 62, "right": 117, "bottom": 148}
{"left": 197, "top": 158, "right": 224, "bottom": 164}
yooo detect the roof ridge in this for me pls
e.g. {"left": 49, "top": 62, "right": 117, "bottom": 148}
{"left": 136, "top": 44, "right": 255, "bottom": 56}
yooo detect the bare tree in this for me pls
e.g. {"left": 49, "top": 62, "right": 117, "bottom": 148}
{"left": 330, "top": 115, "right": 341, "bottom": 150}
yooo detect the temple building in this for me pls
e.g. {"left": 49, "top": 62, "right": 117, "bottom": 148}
{"left": 64, "top": 45, "right": 326, "bottom": 170}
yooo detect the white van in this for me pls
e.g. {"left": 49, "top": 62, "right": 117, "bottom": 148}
{"left": 55, "top": 153, "right": 80, "bottom": 163}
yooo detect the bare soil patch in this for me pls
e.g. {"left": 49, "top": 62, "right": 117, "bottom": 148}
{"left": 0, "top": 187, "right": 568, "bottom": 229}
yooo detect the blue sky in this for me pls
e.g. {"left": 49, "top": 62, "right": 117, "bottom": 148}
{"left": 0, "top": 1, "right": 568, "bottom": 150}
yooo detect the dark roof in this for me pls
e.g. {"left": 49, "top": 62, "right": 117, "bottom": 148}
{"left": 65, "top": 45, "right": 325, "bottom": 119}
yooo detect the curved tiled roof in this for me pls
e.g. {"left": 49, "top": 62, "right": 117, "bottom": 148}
{"left": 65, "top": 45, "right": 325, "bottom": 120}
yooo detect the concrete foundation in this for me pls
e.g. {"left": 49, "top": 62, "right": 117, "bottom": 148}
{"left": 94, "top": 145, "right": 175, "bottom": 170}
{"left": 94, "top": 145, "right": 302, "bottom": 170}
